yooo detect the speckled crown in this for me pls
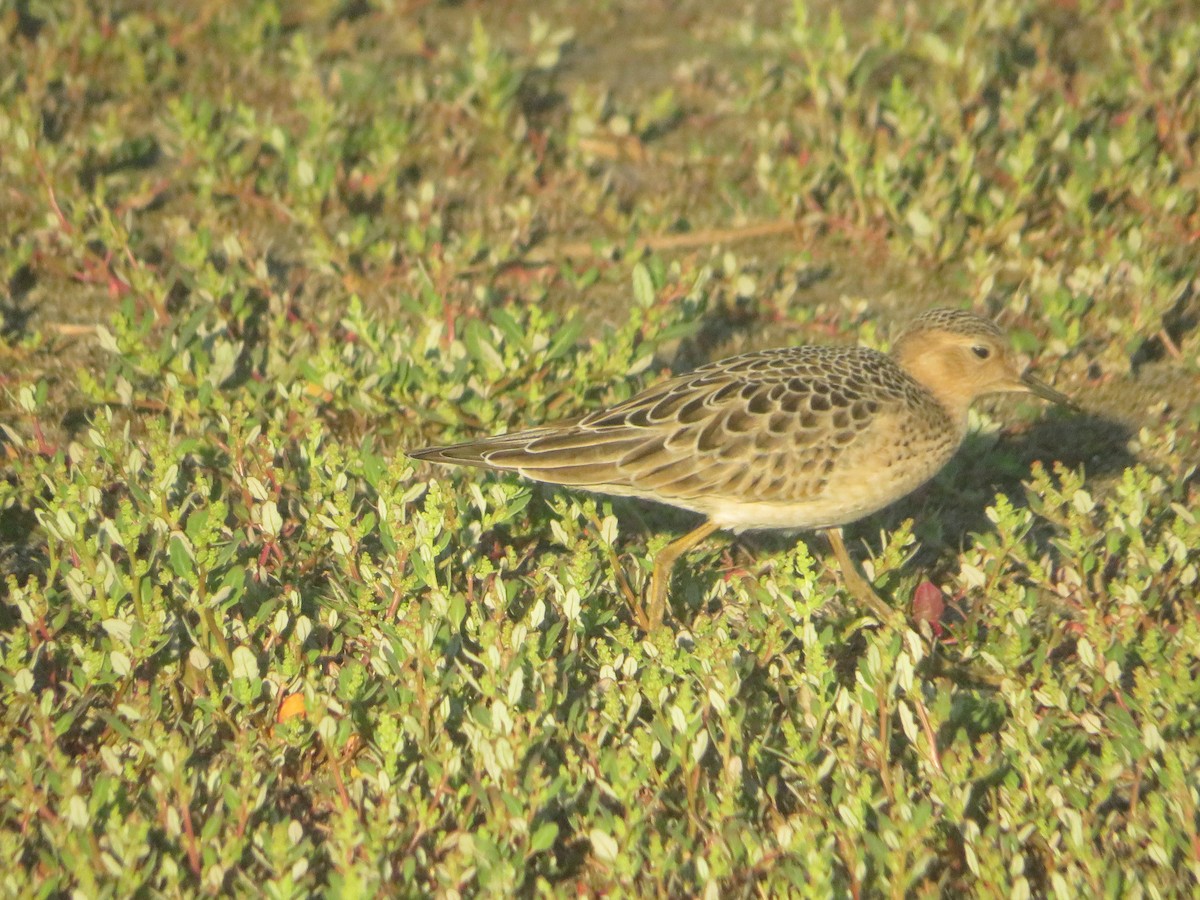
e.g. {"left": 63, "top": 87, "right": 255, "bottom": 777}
{"left": 901, "top": 308, "right": 1004, "bottom": 339}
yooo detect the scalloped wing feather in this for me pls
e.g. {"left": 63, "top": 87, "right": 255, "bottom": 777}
{"left": 408, "top": 346, "right": 940, "bottom": 513}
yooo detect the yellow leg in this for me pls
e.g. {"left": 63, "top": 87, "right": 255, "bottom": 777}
{"left": 641, "top": 520, "right": 720, "bottom": 630}
{"left": 825, "top": 527, "right": 897, "bottom": 623}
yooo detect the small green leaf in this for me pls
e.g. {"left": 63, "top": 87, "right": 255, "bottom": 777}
{"left": 590, "top": 828, "right": 619, "bottom": 864}
{"left": 231, "top": 646, "right": 259, "bottom": 680}
{"left": 632, "top": 262, "right": 656, "bottom": 307}
{"left": 529, "top": 822, "right": 558, "bottom": 854}
{"left": 169, "top": 533, "right": 194, "bottom": 577}
{"left": 544, "top": 316, "right": 584, "bottom": 361}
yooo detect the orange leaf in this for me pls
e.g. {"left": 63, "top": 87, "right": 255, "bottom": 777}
{"left": 278, "top": 692, "right": 307, "bottom": 723}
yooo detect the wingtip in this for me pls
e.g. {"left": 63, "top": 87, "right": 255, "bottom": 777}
{"left": 407, "top": 445, "right": 464, "bottom": 466}
{"left": 406, "top": 442, "right": 490, "bottom": 467}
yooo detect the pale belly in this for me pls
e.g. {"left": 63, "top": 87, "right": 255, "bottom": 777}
{"left": 688, "top": 436, "right": 960, "bottom": 532}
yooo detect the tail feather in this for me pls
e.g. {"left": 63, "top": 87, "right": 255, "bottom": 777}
{"left": 407, "top": 425, "right": 656, "bottom": 489}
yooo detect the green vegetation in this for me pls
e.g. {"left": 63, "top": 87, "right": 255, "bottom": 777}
{"left": 2, "top": 0, "right": 1198, "bottom": 894}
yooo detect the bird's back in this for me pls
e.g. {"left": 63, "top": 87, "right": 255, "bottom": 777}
{"left": 409, "top": 344, "right": 963, "bottom": 530}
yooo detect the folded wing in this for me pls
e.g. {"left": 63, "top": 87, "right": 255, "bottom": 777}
{"left": 407, "top": 346, "right": 919, "bottom": 508}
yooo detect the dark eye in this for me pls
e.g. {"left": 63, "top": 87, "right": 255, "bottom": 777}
{"left": 972, "top": 345, "right": 991, "bottom": 360}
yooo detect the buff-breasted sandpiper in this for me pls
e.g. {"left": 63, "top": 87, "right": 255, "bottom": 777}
{"left": 409, "top": 308, "right": 1077, "bottom": 629}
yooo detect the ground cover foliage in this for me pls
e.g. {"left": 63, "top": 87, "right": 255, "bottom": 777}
{"left": 2, "top": 0, "right": 1199, "bottom": 894}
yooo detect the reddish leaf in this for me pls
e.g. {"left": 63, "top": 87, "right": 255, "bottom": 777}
{"left": 912, "top": 581, "right": 946, "bottom": 635}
